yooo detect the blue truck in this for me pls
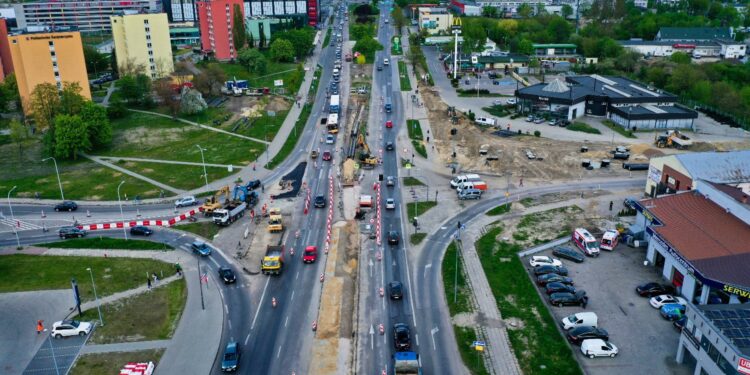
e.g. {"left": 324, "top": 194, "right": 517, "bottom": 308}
{"left": 385, "top": 96, "right": 392, "bottom": 113}
{"left": 394, "top": 352, "right": 422, "bottom": 375}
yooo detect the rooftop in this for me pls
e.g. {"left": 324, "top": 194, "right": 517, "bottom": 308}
{"left": 675, "top": 151, "right": 750, "bottom": 185}
{"left": 657, "top": 27, "right": 733, "bottom": 41}
{"left": 517, "top": 75, "right": 678, "bottom": 102}
{"left": 708, "top": 182, "right": 750, "bottom": 206}
{"left": 697, "top": 303, "right": 750, "bottom": 356}
{"left": 643, "top": 191, "right": 750, "bottom": 288}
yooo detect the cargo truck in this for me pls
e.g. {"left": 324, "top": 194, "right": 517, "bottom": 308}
{"left": 262, "top": 245, "right": 284, "bottom": 275}
{"left": 330, "top": 95, "right": 340, "bottom": 113}
{"left": 394, "top": 352, "right": 422, "bottom": 375}
{"left": 213, "top": 201, "right": 246, "bottom": 226}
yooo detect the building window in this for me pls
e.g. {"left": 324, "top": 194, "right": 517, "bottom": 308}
{"left": 48, "top": 41, "right": 54, "bottom": 46}
{"left": 54, "top": 71, "right": 59, "bottom": 77}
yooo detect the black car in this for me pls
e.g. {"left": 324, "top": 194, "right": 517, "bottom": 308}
{"left": 566, "top": 326, "right": 609, "bottom": 345}
{"left": 389, "top": 281, "right": 403, "bottom": 300}
{"left": 377, "top": 64, "right": 383, "bottom": 71}
{"left": 636, "top": 282, "right": 676, "bottom": 297}
{"left": 533, "top": 265, "right": 569, "bottom": 276}
{"left": 314, "top": 195, "right": 326, "bottom": 208}
{"left": 219, "top": 267, "right": 236, "bottom": 284}
{"left": 545, "top": 282, "right": 576, "bottom": 295}
{"left": 58, "top": 226, "right": 87, "bottom": 239}
{"left": 552, "top": 246, "right": 585, "bottom": 263}
{"left": 130, "top": 226, "right": 153, "bottom": 236}
{"left": 549, "top": 290, "right": 588, "bottom": 307}
{"left": 393, "top": 323, "right": 411, "bottom": 350}
{"left": 388, "top": 231, "right": 400, "bottom": 245}
{"left": 536, "top": 273, "right": 574, "bottom": 286}
{"left": 246, "top": 180, "right": 261, "bottom": 190}
{"left": 385, "top": 142, "right": 394, "bottom": 151}
{"left": 54, "top": 201, "right": 78, "bottom": 212}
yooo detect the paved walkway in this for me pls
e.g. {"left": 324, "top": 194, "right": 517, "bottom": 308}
{"left": 80, "top": 153, "right": 185, "bottom": 195}
{"left": 81, "top": 340, "right": 170, "bottom": 354}
{"left": 97, "top": 156, "right": 235, "bottom": 168}
{"left": 127, "top": 109, "right": 270, "bottom": 144}
{"left": 101, "top": 81, "right": 117, "bottom": 107}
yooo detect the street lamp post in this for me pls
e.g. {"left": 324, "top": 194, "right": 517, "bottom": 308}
{"left": 86, "top": 267, "right": 104, "bottom": 327}
{"left": 195, "top": 145, "right": 209, "bottom": 188}
{"left": 42, "top": 157, "right": 65, "bottom": 201}
{"left": 8, "top": 186, "right": 20, "bottom": 248}
{"left": 116, "top": 181, "right": 128, "bottom": 240}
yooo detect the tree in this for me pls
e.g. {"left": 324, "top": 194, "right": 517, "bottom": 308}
{"left": 482, "top": 6, "right": 498, "bottom": 18}
{"left": 546, "top": 16, "right": 572, "bottom": 43}
{"left": 154, "top": 79, "right": 180, "bottom": 117}
{"left": 353, "top": 36, "right": 384, "bottom": 62}
{"left": 391, "top": 6, "right": 407, "bottom": 31}
{"left": 28, "top": 83, "right": 61, "bottom": 132}
{"left": 248, "top": 32, "right": 255, "bottom": 48}
{"left": 107, "top": 95, "right": 127, "bottom": 119}
{"left": 116, "top": 74, "right": 152, "bottom": 106}
{"left": 670, "top": 52, "right": 691, "bottom": 64}
{"left": 54, "top": 114, "right": 91, "bottom": 160}
{"left": 180, "top": 88, "right": 208, "bottom": 115}
{"left": 80, "top": 101, "right": 111, "bottom": 149}
{"left": 561, "top": 4, "right": 573, "bottom": 18}
{"left": 110, "top": 50, "right": 119, "bottom": 78}
{"left": 232, "top": 4, "right": 247, "bottom": 51}
{"left": 238, "top": 47, "right": 268, "bottom": 73}
{"left": 193, "top": 64, "right": 226, "bottom": 97}
{"left": 59, "top": 82, "right": 86, "bottom": 115}
{"left": 270, "top": 39, "right": 295, "bottom": 62}
{"left": 0, "top": 73, "right": 19, "bottom": 113}
{"left": 83, "top": 45, "right": 109, "bottom": 76}
{"left": 9, "top": 119, "right": 29, "bottom": 157}
{"left": 273, "top": 28, "right": 315, "bottom": 59}
{"left": 354, "top": 4, "right": 373, "bottom": 17}
{"left": 518, "top": 3, "right": 534, "bottom": 18}
{"left": 259, "top": 23, "right": 267, "bottom": 48}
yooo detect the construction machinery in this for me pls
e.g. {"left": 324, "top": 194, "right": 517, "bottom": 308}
{"left": 356, "top": 133, "right": 378, "bottom": 169}
{"left": 655, "top": 130, "right": 692, "bottom": 149}
{"left": 200, "top": 186, "right": 230, "bottom": 216}
{"left": 267, "top": 210, "right": 284, "bottom": 233}
{"left": 232, "top": 185, "right": 259, "bottom": 208}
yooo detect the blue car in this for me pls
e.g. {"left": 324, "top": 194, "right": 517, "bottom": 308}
{"left": 221, "top": 341, "right": 240, "bottom": 372}
{"left": 660, "top": 303, "right": 686, "bottom": 321}
{"left": 191, "top": 241, "right": 212, "bottom": 256}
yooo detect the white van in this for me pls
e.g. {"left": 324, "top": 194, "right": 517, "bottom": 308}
{"left": 383, "top": 58, "right": 390, "bottom": 66}
{"left": 450, "top": 174, "right": 481, "bottom": 188}
{"left": 475, "top": 117, "right": 496, "bottom": 126}
{"left": 456, "top": 181, "right": 487, "bottom": 193}
{"left": 561, "top": 312, "right": 598, "bottom": 330}
{"left": 581, "top": 339, "right": 619, "bottom": 358}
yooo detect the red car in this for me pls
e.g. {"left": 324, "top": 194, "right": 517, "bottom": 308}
{"left": 303, "top": 246, "right": 317, "bottom": 263}
{"left": 385, "top": 120, "right": 393, "bottom": 128}
{"left": 322, "top": 151, "right": 332, "bottom": 161}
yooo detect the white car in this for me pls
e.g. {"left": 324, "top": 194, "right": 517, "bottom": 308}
{"left": 385, "top": 198, "right": 396, "bottom": 210}
{"left": 51, "top": 320, "right": 92, "bottom": 339}
{"left": 326, "top": 134, "right": 335, "bottom": 144}
{"left": 649, "top": 294, "right": 687, "bottom": 309}
{"left": 580, "top": 339, "right": 619, "bottom": 359}
{"left": 529, "top": 256, "right": 563, "bottom": 268}
{"left": 175, "top": 196, "right": 197, "bottom": 207}
{"left": 506, "top": 98, "right": 517, "bottom": 105}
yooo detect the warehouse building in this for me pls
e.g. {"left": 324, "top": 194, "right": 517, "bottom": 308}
{"left": 620, "top": 27, "right": 746, "bottom": 60}
{"left": 644, "top": 151, "right": 750, "bottom": 197}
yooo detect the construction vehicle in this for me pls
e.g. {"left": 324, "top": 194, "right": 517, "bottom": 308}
{"left": 394, "top": 352, "right": 422, "bottom": 375}
{"left": 261, "top": 245, "right": 284, "bottom": 275}
{"left": 213, "top": 201, "right": 246, "bottom": 226}
{"left": 232, "top": 185, "right": 259, "bottom": 208}
{"left": 655, "top": 130, "right": 692, "bottom": 149}
{"left": 356, "top": 133, "right": 378, "bottom": 169}
{"left": 267, "top": 210, "right": 284, "bottom": 233}
{"left": 200, "top": 186, "right": 230, "bottom": 216}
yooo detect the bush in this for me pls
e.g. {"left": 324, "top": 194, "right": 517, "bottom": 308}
{"left": 533, "top": 130, "right": 541, "bottom": 137}
{"left": 467, "top": 110, "right": 476, "bottom": 121}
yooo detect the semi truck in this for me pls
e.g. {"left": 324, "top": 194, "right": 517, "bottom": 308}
{"left": 330, "top": 95, "right": 340, "bottom": 113}
{"left": 262, "top": 245, "right": 284, "bottom": 275}
{"left": 394, "top": 352, "right": 422, "bottom": 374}
{"left": 213, "top": 201, "right": 246, "bottom": 226}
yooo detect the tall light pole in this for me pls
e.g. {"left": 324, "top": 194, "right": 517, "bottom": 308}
{"left": 8, "top": 186, "right": 20, "bottom": 248}
{"left": 42, "top": 157, "right": 65, "bottom": 201}
{"left": 196, "top": 145, "right": 209, "bottom": 187}
{"left": 116, "top": 181, "right": 128, "bottom": 240}
{"left": 452, "top": 18, "right": 462, "bottom": 80}
{"left": 86, "top": 267, "right": 104, "bottom": 327}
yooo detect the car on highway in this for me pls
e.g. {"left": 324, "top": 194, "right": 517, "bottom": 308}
{"left": 385, "top": 120, "right": 393, "bottom": 128}
{"left": 389, "top": 281, "right": 403, "bottom": 300}
{"left": 326, "top": 134, "right": 335, "bottom": 144}
{"left": 51, "top": 320, "right": 92, "bottom": 338}
{"left": 636, "top": 282, "right": 676, "bottom": 297}
{"left": 549, "top": 290, "right": 588, "bottom": 307}
{"left": 649, "top": 294, "right": 687, "bottom": 309}
{"left": 175, "top": 196, "right": 198, "bottom": 208}
{"left": 533, "top": 265, "right": 568, "bottom": 276}
{"left": 552, "top": 246, "right": 585, "bottom": 263}
{"left": 386, "top": 176, "right": 395, "bottom": 187}
{"left": 322, "top": 151, "right": 332, "bottom": 161}
{"left": 529, "top": 255, "right": 563, "bottom": 267}
{"left": 393, "top": 323, "right": 411, "bottom": 350}
{"left": 130, "top": 226, "right": 153, "bottom": 236}
{"left": 566, "top": 326, "right": 610, "bottom": 345}
{"left": 377, "top": 64, "right": 383, "bottom": 71}
{"left": 660, "top": 303, "right": 686, "bottom": 320}
{"left": 580, "top": 339, "right": 619, "bottom": 359}
{"left": 385, "top": 198, "right": 396, "bottom": 210}
{"left": 54, "top": 201, "right": 78, "bottom": 212}
{"left": 385, "top": 141, "right": 394, "bottom": 151}
{"left": 303, "top": 246, "right": 318, "bottom": 263}
{"left": 221, "top": 341, "right": 241, "bottom": 372}
{"left": 219, "top": 267, "right": 236, "bottom": 284}
{"left": 545, "top": 282, "right": 576, "bottom": 295}
{"left": 58, "top": 226, "right": 87, "bottom": 239}
{"left": 536, "top": 273, "right": 574, "bottom": 286}
{"left": 314, "top": 195, "right": 326, "bottom": 208}
{"left": 191, "top": 241, "right": 211, "bottom": 256}
{"left": 388, "top": 231, "right": 400, "bottom": 246}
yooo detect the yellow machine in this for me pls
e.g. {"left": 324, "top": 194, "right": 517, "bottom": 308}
{"left": 655, "top": 130, "right": 692, "bottom": 149}
{"left": 200, "top": 186, "right": 230, "bottom": 216}
{"left": 267, "top": 213, "right": 284, "bottom": 233}
{"left": 356, "top": 133, "right": 378, "bottom": 169}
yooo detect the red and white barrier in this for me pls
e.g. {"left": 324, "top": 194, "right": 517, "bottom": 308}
{"left": 76, "top": 208, "right": 203, "bottom": 231}
{"left": 119, "top": 361, "right": 154, "bottom": 375}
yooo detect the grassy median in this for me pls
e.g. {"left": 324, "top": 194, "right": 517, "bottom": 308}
{"left": 38, "top": 237, "right": 173, "bottom": 250}
{"left": 71, "top": 349, "right": 165, "bottom": 375}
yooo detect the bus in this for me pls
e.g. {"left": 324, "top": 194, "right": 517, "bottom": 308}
{"left": 384, "top": 96, "right": 392, "bottom": 113}
{"left": 572, "top": 228, "right": 600, "bottom": 257}
{"left": 329, "top": 95, "right": 340, "bottom": 113}
{"left": 326, "top": 113, "right": 339, "bottom": 134}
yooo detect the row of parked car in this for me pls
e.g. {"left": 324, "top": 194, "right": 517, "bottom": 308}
{"left": 525, "top": 115, "right": 571, "bottom": 127}
{"left": 530, "top": 254, "right": 588, "bottom": 307}
{"left": 635, "top": 282, "right": 688, "bottom": 324}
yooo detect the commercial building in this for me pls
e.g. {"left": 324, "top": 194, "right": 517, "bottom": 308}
{"left": 0, "top": 18, "right": 13, "bottom": 80}
{"left": 169, "top": 25, "right": 201, "bottom": 48}
{"left": 241, "top": 0, "right": 315, "bottom": 27}
{"left": 8, "top": 29, "right": 91, "bottom": 113}
{"left": 197, "top": 0, "right": 244, "bottom": 61}
{"left": 163, "top": 0, "right": 198, "bottom": 23}
{"left": 13, "top": 0, "right": 160, "bottom": 33}
{"left": 515, "top": 74, "right": 698, "bottom": 128}
{"left": 449, "top": 0, "right": 482, "bottom": 15}
{"left": 620, "top": 27, "right": 746, "bottom": 59}
{"left": 644, "top": 150, "right": 750, "bottom": 197}
{"left": 111, "top": 12, "right": 174, "bottom": 79}
{"left": 245, "top": 17, "right": 275, "bottom": 41}
{"left": 417, "top": 7, "right": 453, "bottom": 35}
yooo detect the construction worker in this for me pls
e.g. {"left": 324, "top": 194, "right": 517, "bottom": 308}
{"left": 36, "top": 320, "right": 44, "bottom": 334}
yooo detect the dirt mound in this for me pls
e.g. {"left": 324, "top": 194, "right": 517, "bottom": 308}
{"left": 265, "top": 96, "right": 291, "bottom": 112}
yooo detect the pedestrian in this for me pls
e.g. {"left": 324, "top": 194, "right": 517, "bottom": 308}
{"left": 426, "top": 136, "right": 430, "bottom": 143}
{"left": 175, "top": 263, "right": 182, "bottom": 277}
{"left": 261, "top": 184, "right": 265, "bottom": 193}
{"left": 36, "top": 320, "right": 44, "bottom": 334}
{"left": 147, "top": 277, "right": 152, "bottom": 290}
{"left": 298, "top": 102, "right": 301, "bottom": 108}
{"left": 152, "top": 273, "right": 159, "bottom": 283}
{"left": 253, "top": 164, "right": 256, "bottom": 171}
{"left": 519, "top": 177, "right": 523, "bottom": 187}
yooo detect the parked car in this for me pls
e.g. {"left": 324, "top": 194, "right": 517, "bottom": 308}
{"left": 219, "top": 267, "right": 236, "bottom": 284}
{"left": 552, "top": 246, "right": 585, "bottom": 263}
{"left": 506, "top": 98, "right": 517, "bottom": 105}
{"left": 567, "top": 326, "right": 609, "bottom": 345}
{"left": 303, "top": 246, "right": 318, "bottom": 263}
{"left": 54, "top": 201, "right": 78, "bottom": 212}
{"left": 393, "top": 323, "right": 411, "bottom": 350}
{"left": 660, "top": 303, "right": 686, "bottom": 320}
{"left": 561, "top": 312, "right": 598, "bottom": 330}
{"left": 636, "top": 282, "right": 676, "bottom": 297}
{"left": 385, "top": 198, "right": 396, "bottom": 210}
{"left": 536, "top": 273, "right": 574, "bottom": 286}
{"left": 175, "top": 196, "right": 198, "bottom": 208}
{"left": 388, "top": 231, "right": 400, "bottom": 245}
{"left": 529, "top": 255, "right": 563, "bottom": 267}
{"left": 549, "top": 290, "right": 588, "bottom": 307}
{"left": 314, "top": 195, "right": 326, "bottom": 208}
{"left": 534, "top": 118, "right": 545, "bottom": 124}
{"left": 130, "top": 226, "right": 153, "bottom": 236}
{"left": 191, "top": 241, "right": 211, "bottom": 256}
{"left": 221, "top": 341, "right": 240, "bottom": 372}
{"left": 534, "top": 265, "right": 568, "bottom": 276}
{"left": 58, "top": 226, "right": 87, "bottom": 239}
{"left": 545, "top": 282, "right": 576, "bottom": 295}
{"left": 580, "top": 339, "right": 619, "bottom": 358}
{"left": 51, "top": 320, "right": 92, "bottom": 338}
{"left": 649, "top": 294, "right": 687, "bottom": 309}
{"left": 389, "top": 281, "right": 404, "bottom": 300}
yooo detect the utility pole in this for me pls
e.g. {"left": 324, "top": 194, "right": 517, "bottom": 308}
{"left": 452, "top": 17, "right": 462, "bottom": 79}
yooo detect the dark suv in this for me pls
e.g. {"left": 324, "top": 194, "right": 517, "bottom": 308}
{"left": 549, "top": 290, "right": 588, "bottom": 307}
{"left": 393, "top": 323, "right": 411, "bottom": 350}
{"left": 566, "top": 326, "right": 609, "bottom": 345}
{"left": 54, "top": 201, "right": 78, "bottom": 212}
{"left": 389, "top": 281, "right": 404, "bottom": 300}
{"left": 58, "top": 226, "right": 87, "bottom": 239}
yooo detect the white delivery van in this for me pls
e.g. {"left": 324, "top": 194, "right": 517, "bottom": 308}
{"left": 450, "top": 174, "right": 481, "bottom": 188}
{"left": 475, "top": 117, "right": 496, "bottom": 126}
{"left": 456, "top": 181, "right": 487, "bottom": 192}
{"left": 581, "top": 339, "right": 619, "bottom": 358}
{"left": 572, "top": 228, "right": 600, "bottom": 257}
{"left": 561, "top": 312, "right": 598, "bottom": 330}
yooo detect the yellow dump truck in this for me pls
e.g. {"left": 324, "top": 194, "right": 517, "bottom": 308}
{"left": 261, "top": 245, "right": 284, "bottom": 275}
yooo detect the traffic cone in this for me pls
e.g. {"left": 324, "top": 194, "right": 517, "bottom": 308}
{"left": 41, "top": 210, "right": 46, "bottom": 218}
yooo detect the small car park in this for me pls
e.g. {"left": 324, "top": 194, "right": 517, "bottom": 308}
{"left": 552, "top": 246, "right": 585, "bottom": 263}
{"left": 54, "top": 201, "right": 78, "bottom": 212}
{"left": 175, "top": 196, "right": 198, "bottom": 208}
{"left": 130, "top": 226, "right": 153, "bottom": 236}
{"left": 219, "top": 267, "right": 236, "bottom": 284}
{"left": 191, "top": 241, "right": 211, "bottom": 256}
{"left": 393, "top": 323, "right": 410, "bottom": 350}
{"left": 303, "top": 246, "right": 318, "bottom": 263}
{"left": 314, "top": 195, "right": 326, "bottom": 208}
{"left": 580, "top": 339, "right": 619, "bottom": 359}
{"left": 221, "top": 341, "right": 240, "bottom": 372}
{"left": 529, "top": 255, "right": 563, "bottom": 267}
{"left": 389, "top": 281, "right": 403, "bottom": 300}
{"left": 51, "top": 320, "right": 92, "bottom": 338}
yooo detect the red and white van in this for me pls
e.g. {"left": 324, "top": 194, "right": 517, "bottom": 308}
{"left": 600, "top": 230, "right": 619, "bottom": 251}
{"left": 572, "top": 228, "right": 600, "bottom": 257}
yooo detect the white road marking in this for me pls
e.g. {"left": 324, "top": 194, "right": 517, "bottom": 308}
{"left": 424, "top": 263, "right": 431, "bottom": 278}
{"left": 251, "top": 277, "right": 271, "bottom": 330}
{"left": 415, "top": 333, "right": 419, "bottom": 347}
{"left": 430, "top": 327, "right": 439, "bottom": 351}
{"left": 223, "top": 302, "right": 228, "bottom": 315}
{"left": 296, "top": 271, "right": 300, "bottom": 280}
{"left": 208, "top": 256, "right": 220, "bottom": 268}
{"left": 291, "top": 290, "right": 295, "bottom": 301}
{"left": 228, "top": 319, "right": 232, "bottom": 330}
{"left": 276, "top": 345, "right": 283, "bottom": 358}
{"left": 285, "top": 316, "right": 289, "bottom": 328}
{"left": 245, "top": 333, "right": 251, "bottom": 345}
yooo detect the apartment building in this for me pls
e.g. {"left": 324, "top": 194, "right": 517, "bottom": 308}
{"left": 111, "top": 12, "right": 174, "bottom": 79}
{"left": 197, "top": 0, "right": 244, "bottom": 61}
{"left": 0, "top": 18, "right": 13, "bottom": 80}
{"left": 13, "top": 0, "right": 160, "bottom": 33}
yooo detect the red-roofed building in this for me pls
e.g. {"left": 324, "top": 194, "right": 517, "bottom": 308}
{"left": 197, "top": 0, "right": 244, "bottom": 61}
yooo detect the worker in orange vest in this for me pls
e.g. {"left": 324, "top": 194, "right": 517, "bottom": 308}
{"left": 36, "top": 320, "right": 44, "bottom": 334}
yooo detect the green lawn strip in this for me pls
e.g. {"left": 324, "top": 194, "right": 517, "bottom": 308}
{"left": 602, "top": 120, "right": 636, "bottom": 138}
{"left": 37, "top": 237, "right": 173, "bottom": 250}
{"left": 481, "top": 105, "right": 510, "bottom": 118}
{"left": 454, "top": 325, "right": 490, "bottom": 375}
{"left": 442, "top": 241, "right": 472, "bottom": 315}
{"left": 71, "top": 349, "right": 165, "bottom": 375}
{"left": 411, "top": 140, "right": 427, "bottom": 158}
{"left": 567, "top": 122, "right": 602, "bottom": 135}
{"left": 77, "top": 279, "right": 186, "bottom": 344}
{"left": 112, "top": 160, "right": 235, "bottom": 191}
{"left": 112, "top": 111, "right": 184, "bottom": 131}
{"left": 398, "top": 61, "right": 412, "bottom": 91}
{"left": 391, "top": 36, "right": 402, "bottom": 55}
{"left": 236, "top": 109, "right": 289, "bottom": 141}
{"left": 406, "top": 119, "right": 423, "bottom": 140}
{"left": 0, "top": 255, "right": 175, "bottom": 301}
{"left": 486, "top": 203, "right": 511, "bottom": 216}
{"left": 265, "top": 103, "right": 310, "bottom": 169}
{"left": 173, "top": 221, "right": 220, "bottom": 239}
{"left": 309, "top": 66, "right": 322, "bottom": 98}
{"left": 476, "top": 228, "right": 582, "bottom": 375}
{"left": 402, "top": 176, "right": 425, "bottom": 186}
{"left": 179, "top": 106, "right": 231, "bottom": 126}
{"left": 406, "top": 200, "right": 437, "bottom": 219}
{"left": 199, "top": 60, "right": 304, "bottom": 95}
{"left": 323, "top": 27, "right": 332, "bottom": 48}
{"left": 409, "top": 233, "right": 427, "bottom": 245}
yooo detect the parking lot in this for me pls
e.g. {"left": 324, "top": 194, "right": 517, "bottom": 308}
{"left": 523, "top": 242, "right": 694, "bottom": 375}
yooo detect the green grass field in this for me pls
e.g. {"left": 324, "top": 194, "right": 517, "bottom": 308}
{"left": 442, "top": 242, "right": 472, "bottom": 316}
{"left": 411, "top": 140, "right": 427, "bottom": 158}
{"left": 602, "top": 120, "right": 637, "bottom": 138}
{"left": 486, "top": 203, "right": 511, "bottom": 216}
{"left": 199, "top": 60, "right": 304, "bottom": 95}
{"left": 114, "top": 160, "right": 235, "bottom": 191}
{"left": 407, "top": 200, "right": 437, "bottom": 219}
{"left": 402, "top": 177, "right": 425, "bottom": 186}
{"left": 265, "top": 103, "right": 310, "bottom": 169}
{"left": 323, "top": 27, "right": 332, "bottom": 48}
{"left": 410, "top": 233, "right": 427, "bottom": 245}
{"left": 398, "top": 61, "right": 412, "bottom": 91}
{"left": 406, "top": 119, "right": 423, "bottom": 140}
{"left": 238, "top": 109, "right": 289, "bottom": 141}
{"left": 454, "top": 325, "right": 490, "bottom": 375}
{"left": 567, "top": 122, "right": 602, "bottom": 135}
{"left": 173, "top": 221, "right": 220, "bottom": 240}
{"left": 37, "top": 237, "right": 173, "bottom": 250}
{"left": 481, "top": 105, "right": 510, "bottom": 118}
{"left": 71, "top": 349, "right": 164, "bottom": 375}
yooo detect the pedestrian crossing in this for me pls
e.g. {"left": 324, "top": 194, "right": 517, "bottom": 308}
{"left": 0, "top": 218, "right": 43, "bottom": 232}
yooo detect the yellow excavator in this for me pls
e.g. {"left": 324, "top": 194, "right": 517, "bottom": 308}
{"left": 655, "top": 130, "right": 693, "bottom": 149}
{"left": 200, "top": 186, "right": 230, "bottom": 216}
{"left": 357, "top": 133, "right": 378, "bottom": 169}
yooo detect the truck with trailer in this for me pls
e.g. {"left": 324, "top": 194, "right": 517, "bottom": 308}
{"left": 262, "top": 245, "right": 284, "bottom": 275}
{"left": 213, "top": 201, "right": 246, "bottom": 226}
{"left": 394, "top": 352, "right": 422, "bottom": 374}
{"left": 329, "top": 95, "right": 340, "bottom": 113}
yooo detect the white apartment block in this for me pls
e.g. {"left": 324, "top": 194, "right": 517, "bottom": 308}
{"left": 14, "top": 0, "right": 161, "bottom": 33}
